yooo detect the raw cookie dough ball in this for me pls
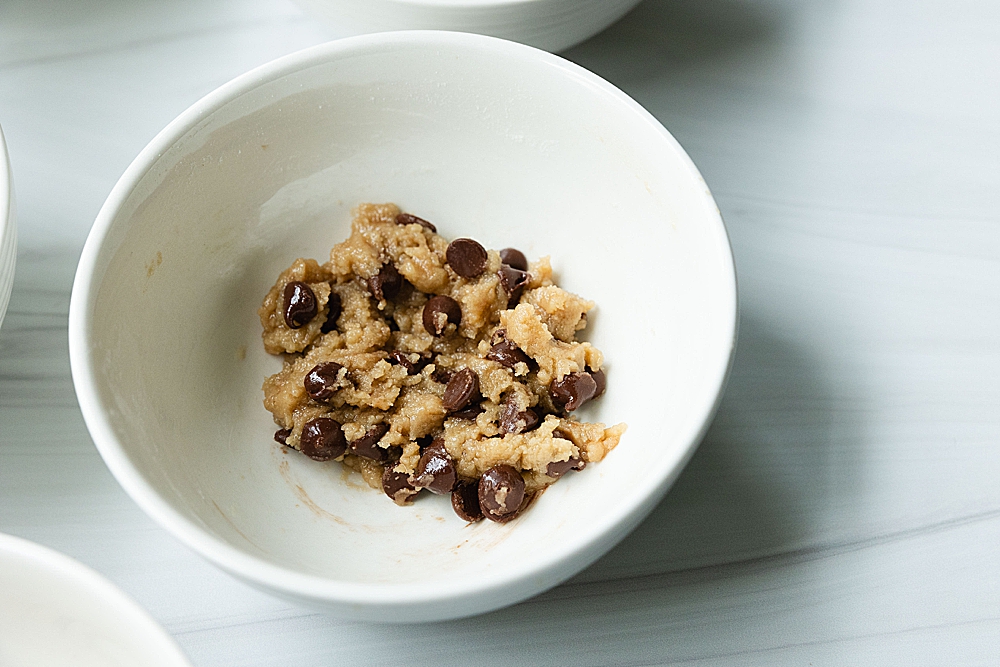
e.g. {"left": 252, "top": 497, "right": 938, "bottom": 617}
{"left": 259, "top": 204, "right": 626, "bottom": 523}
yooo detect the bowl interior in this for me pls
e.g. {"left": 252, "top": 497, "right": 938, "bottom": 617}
{"left": 77, "top": 35, "right": 734, "bottom": 615}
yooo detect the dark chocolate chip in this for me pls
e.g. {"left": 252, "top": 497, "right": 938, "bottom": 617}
{"left": 497, "top": 264, "right": 529, "bottom": 307}
{"left": 499, "top": 397, "right": 540, "bottom": 435}
{"left": 274, "top": 428, "right": 291, "bottom": 445}
{"left": 450, "top": 401, "right": 484, "bottom": 421}
{"left": 545, "top": 455, "right": 584, "bottom": 479}
{"left": 416, "top": 435, "right": 434, "bottom": 449}
{"left": 478, "top": 464, "right": 526, "bottom": 523}
{"left": 388, "top": 351, "right": 430, "bottom": 375}
{"left": 422, "top": 295, "right": 462, "bottom": 336}
{"left": 282, "top": 281, "right": 317, "bottom": 329}
{"left": 304, "top": 362, "right": 344, "bottom": 402}
{"left": 442, "top": 368, "right": 480, "bottom": 412}
{"left": 486, "top": 330, "right": 531, "bottom": 369}
{"left": 388, "top": 351, "right": 414, "bottom": 373}
{"left": 550, "top": 372, "right": 598, "bottom": 411}
{"left": 432, "top": 367, "right": 454, "bottom": 385}
{"left": 414, "top": 440, "right": 457, "bottom": 494}
{"left": 446, "top": 238, "right": 488, "bottom": 279}
{"left": 382, "top": 466, "right": 418, "bottom": 505}
{"left": 349, "top": 423, "right": 390, "bottom": 461}
{"left": 590, "top": 367, "right": 607, "bottom": 398}
{"left": 452, "top": 481, "right": 483, "bottom": 522}
{"left": 520, "top": 409, "right": 540, "bottom": 432}
{"left": 299, "top": 417, "right": 346, "bottom": 461}
{"left": 395, "top": 212, "right": 436, "bottom": 233}
{"left": 499, "top": 248, "right": 528, "bottom": 271}
{"left": 368, "top": 263, "right": 402, "bottom": 301}
{"left": 320, "top": 291, "right": 342, "bottom": 333}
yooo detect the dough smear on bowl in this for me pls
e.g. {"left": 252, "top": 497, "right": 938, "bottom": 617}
{"left": 260, "top": 203, "right": 625, "bottom": 523}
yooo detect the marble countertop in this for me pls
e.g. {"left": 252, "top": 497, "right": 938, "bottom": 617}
{"left": 1, "top": 0, "right": 998, "bottom": 664}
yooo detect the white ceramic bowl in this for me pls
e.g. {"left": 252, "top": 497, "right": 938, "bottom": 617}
{"left": 0, "top": 533, "right": 192, "bottom": 667}
{"left": 293, "top": 0, "right": 643, "bottom": 52}
{"left": 0, "top": 124, "right": 16, "bottom": 332}
{"left": 70, "top": 32, "right": 737, "bottom": 622}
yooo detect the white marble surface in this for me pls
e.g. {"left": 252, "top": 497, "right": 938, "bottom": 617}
{"left": 1, "top": 0, "right": 999, "bottom": 664}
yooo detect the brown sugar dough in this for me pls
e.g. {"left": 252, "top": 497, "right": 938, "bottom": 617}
{"left": 260, "top": 203, "right": 625, "bottom": 516}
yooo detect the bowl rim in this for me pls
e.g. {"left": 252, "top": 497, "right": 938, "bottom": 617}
{"left": 0, "top": 532, "right": 193, "bottom": 665}
{"left": 0, "top": 124, "right": 9, "bottom": 234}
{"left": 69, "top": 30, "right": 738, "bottom": 616}
{"left": 326, "top": 0, "right": 623, "bottom": 7}
{"left": 0, "top": 123, "right": 16, "bottom": 333}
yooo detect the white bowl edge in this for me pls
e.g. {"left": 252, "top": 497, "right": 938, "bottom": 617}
{"left": 0, "top": 532, "right": 192, "bottom": 666}
{"left": 0, "top": 124, "right": 17, "bottom": 333}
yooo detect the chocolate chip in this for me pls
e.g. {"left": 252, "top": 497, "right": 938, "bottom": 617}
{"left": 388, "top": 351, "right": 429, "bottom": 375}
{"left": 550, "top": 372, "right": 598, "bottom": 411}
{"left": 368, "top": 263, "right": 402, "bottom": 301}
{"left": 478, "top": 464, "right": 526, "bottom": 523}
{"left": 383, "top": 466, "right": 418, "bottom": 505}
{"left": 432, "top": 367, "right": 454, "bottom": 385}
{"left": 299, "top": 417, "right": 346, "bottom": 461}
{"left": 320, "top": 291, "right": 342, "bottom": 333}
{"left": 446, "top": 238, "right": 488, "bottom": 278}
{"left": 497, "top": 264, "right": 529, "bottom": 307}
{"left": 545, "top": 455, "right": 584, "bottom": 478}
{"left": 388, "top": 351, "right": 415, "bottom": 373}
{"left": 590, "top": 367, "right": 606, "bottom": 398}
{"left": 452, "top": 481, "right": 483, "bottom": 522}
{"left": 422, "top": 295, "right": 462, "bottom": 336}
{"left": 304, "top": 362, "right": 344, "bottom": 402}
{"left": 349, "top": 423, "right": 390, "bottom": 461}
{"left": 274, "top": 428, "right": 291, "bottom": 445}
{"left": 521, "top": 409, "right": 540, "bottom": 432}
{"left": 486, "top": 329, "right": 531, "bottom": 369}
{"left": 499, "top": 248, "right": 528, "bottom": 271}
{"left": 395, "top": 212, "right": 436, "bottom": 233}
{"left": 499, "top": 396, "right": 540, "bottom": 435}
{"left": 414, "top": 440, "right": 457, "bottom": 494}
{"left": 442, "top": 368, "right": 480, "bottom": 412}
{"left": 450, "top": 401, "right": 484, "bottom": 421}
{"left": 282, "top": 281, "right": 317, "bottom": 329}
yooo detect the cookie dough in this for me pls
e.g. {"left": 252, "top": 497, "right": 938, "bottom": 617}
{"left": 260, "top": 203, "right": 625, "bottom": 523}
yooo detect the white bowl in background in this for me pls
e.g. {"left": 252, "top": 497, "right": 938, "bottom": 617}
{"left": 293, "top": 0, "right": 644, "bottom": 52}
{"left": 0, "top": 533, "right": 192, "bottom": 667}
{"left": 0, "top": 124, "right": 16, "bottom": 332}
{"left": 70, "top": 32, "right": 737, "bottom": 622}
